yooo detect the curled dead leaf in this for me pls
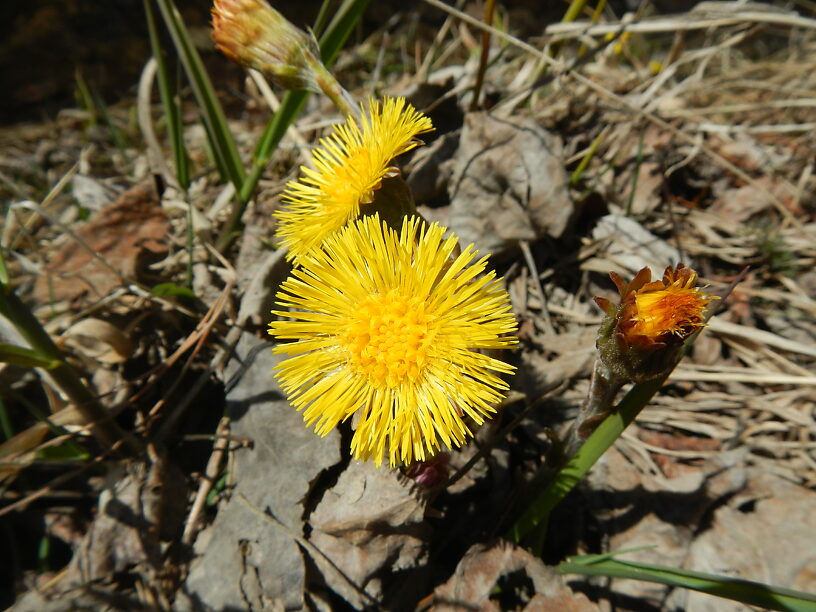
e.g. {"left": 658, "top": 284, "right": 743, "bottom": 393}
{"left": 61, "top": 318, "right": 133, "bottom": 364}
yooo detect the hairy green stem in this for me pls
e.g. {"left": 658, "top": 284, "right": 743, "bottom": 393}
{"left": 561, "top": 359, "right": 624, "bottom": 460}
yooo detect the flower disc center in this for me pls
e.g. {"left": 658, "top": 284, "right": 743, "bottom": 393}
{"left": 322, "top": 147, "right": 374, "bottom": 206}
{"left": 633, "top": 285, "right": 706, "bottom": 338}
{"left": 344, "top": 290, "right": 432, "bottom": 388}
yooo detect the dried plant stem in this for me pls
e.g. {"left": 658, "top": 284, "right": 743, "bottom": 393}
{"left": 470, "top": 0, "right": 496, "bottom": 111}
{"left": 182, "top": 417, "right": 231, "bottom": 544}
{"left": 545, "top": 9, "right": 816, "bottom": 38}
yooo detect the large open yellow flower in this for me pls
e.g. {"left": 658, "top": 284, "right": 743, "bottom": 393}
{"left": 274, "top": 97, "right": 433, "bottom": 262}
{"left": 269, "top": 214, "right": 518, "bottom": 467}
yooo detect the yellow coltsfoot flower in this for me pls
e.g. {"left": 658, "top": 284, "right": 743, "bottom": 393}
{"left": 269, "top": 214, "right": 518, "bottom": 467}
{"left": 595, "top": 264, "right": 716, "bottom": 382}
{"left": 274, "top": 97, "right": 434, "bottom": 262}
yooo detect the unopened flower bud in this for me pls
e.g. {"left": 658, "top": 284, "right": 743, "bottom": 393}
{"left": 212, "top": 0, "right": 323, "bottom": 92}
{"left": 594, "top": 264, "right": 716, "bottom": 382}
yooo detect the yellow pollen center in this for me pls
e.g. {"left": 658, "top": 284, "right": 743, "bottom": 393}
{"left": 344, "top": 291, "right": 432, "bottom": 388}
{"left": 322, "top": 147, "right": 376, "bottom": 206}
{"left": 633, "top": 285, "right": 706, "bottom": 338}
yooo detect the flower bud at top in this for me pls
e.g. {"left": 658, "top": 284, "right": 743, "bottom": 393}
{"left": 211, "top": 0, "right": 323, "bottom": 92}
{"left": 594, "top": 264, "right": 716, "bottom": 382}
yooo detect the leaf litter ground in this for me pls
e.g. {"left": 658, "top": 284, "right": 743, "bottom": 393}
{"left": 2, "top": 2, "right": 816, "bottom": 610}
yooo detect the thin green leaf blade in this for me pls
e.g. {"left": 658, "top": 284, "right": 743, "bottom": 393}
{"left": 152, "top": 0, "right": 245, "bottom": 190}
{"left": 151, "top": 282, "right": 197, "bottom": 301}
{"left": 144, "top": 0, "right": 190, "bottom": 189}
{"left": 0, "top": 343, "right": 60, "bottom": 370}
{"left": 36, "top": 440, "right": 91, "bottom": 461}
{"left": 0, "top": 250, "right": 9, "bottom": 285}
{"left": 320, "top": 0, "right": 372, "bottom": 66}
{"left": 558, "top": 556, "right": 816, "bottom": 612}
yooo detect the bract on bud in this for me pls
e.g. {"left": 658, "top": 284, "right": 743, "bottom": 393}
{"left": 594, "top": 264, "right": 716, "bottom": 382}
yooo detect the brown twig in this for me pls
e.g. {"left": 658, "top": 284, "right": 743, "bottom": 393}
{"left": 182, "top": 417, "right": 231, "bottom": 544}
{"left": 469, "top": 0, "right": 496, "bottom": 112}
{"left": 0, "top": 442, "right": 123, "bottom": 516}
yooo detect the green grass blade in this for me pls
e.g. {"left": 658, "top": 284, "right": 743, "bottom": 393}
{"left": 0, "top": 249, "right": 9, "bottom": 285}
{"left": 74, "top": 69, "right": 97, "bottom": 127}
{"left": 0, "top": 343, "right": 60, "bottom": 370}
{"left": 625, "top": 129, "right": 645, "bottom": 217}
{"left": 144, "top": 0, "right": 190, "bottom": 189}
{"left": 0, "top": 396, "right": 13, "bottom": 441}
{"left": 570, "top": 128, "right": 606, "bottom": 186}
{"left": 217, "top": 89, "right": 308, "bottom": 251}
{"left": 558, "top": 556, "right": 816, "bottom": 612}
{"left": 38, "top": 535, "right": 50, "bottom": 573}
{"left": 91, "top": 90, "right": 130, "bottom": 154}
{"left": 152, "top": 0, "right": 245, "bottom": 191}
{"left": 312, "top": 0, "right": 335, "bottom": 39}
{"left": 561, "top": 0, "right": 590, "bottom": 24}
{"left": 320, "top": 0, "right": 371, "bottom": 66}
{"left": 239, "top": 90, "right": 309, "bottom": 205}
{"left": 543, "top": 0, "right": 591, "bottom": 72}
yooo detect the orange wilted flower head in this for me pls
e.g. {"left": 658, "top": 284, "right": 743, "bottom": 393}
{"left": 594, "top": 264, "right": 716, "bottom": 382}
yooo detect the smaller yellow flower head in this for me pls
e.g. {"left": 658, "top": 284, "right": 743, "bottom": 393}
{"left": 269, "top": 214, "right": 518, "bottom": 467}
{"left": 274, "top": 97, "right": 434, "bottom": 262}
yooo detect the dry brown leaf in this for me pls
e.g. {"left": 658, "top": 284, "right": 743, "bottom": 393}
{"left": 33, "top": 182, "right": 169, "bottom": 305}
{"left": 308, "top": 460, "right": 429, "bottom": 608}
{"left": 709, "top": 176, "right": 779, "bottom": 223}
{"left": 429, "top": 542, "right": 598, "bottom": 612}
{"left": 0, "top": 423, "right": 49, "bottom": 484}
{"left": 447, "top": 112, "right": 571, "bottom": 255}
{"left": 60, "top": 318, "right": 133, "bottom": 364}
